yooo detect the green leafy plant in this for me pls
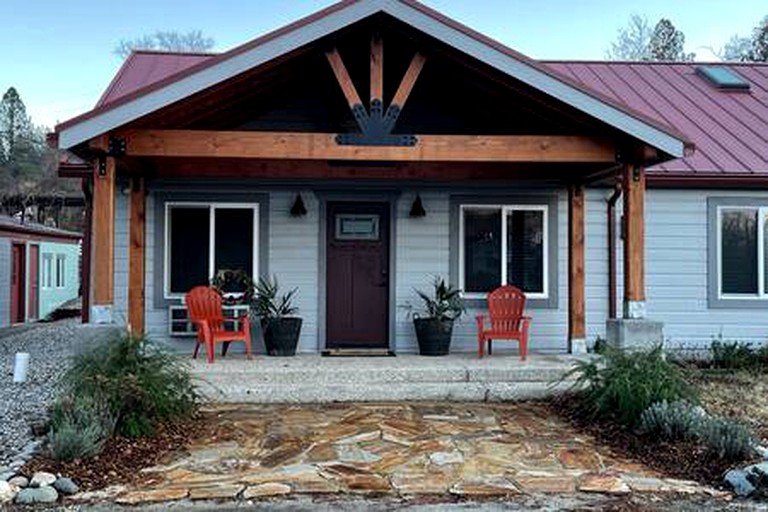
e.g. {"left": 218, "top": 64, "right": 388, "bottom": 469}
{"left": 710, "top": 338, "right": 767, "bottom": 371}
{"left": 63, "top": 330, "right": 199, "bottom": 438}
{"left": 414, "top": 277, "right": 465, "bottom": 321}
{"left": 252, "top": 276, "right": 299, "bottom": 321}
{"left": 46, "top": 394, "right": 116, "bottom": 461}
{"left": 211, "top": 268, "right": 254, "bottom": 304}
{"left": 565, "top": 344, "right": 696, "bottom": 426}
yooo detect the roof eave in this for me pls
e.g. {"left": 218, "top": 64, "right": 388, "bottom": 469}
{"left": 56, "top": 0, "right": 689, "bottom": 159}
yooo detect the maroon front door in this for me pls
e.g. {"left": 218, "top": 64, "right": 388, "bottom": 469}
{"left": 10, "top": 243, "right": 26, "bottom": 324}
{"left": 326, "top": 202, "right": 390, "bottom": 349}
{"left": 28, "top": 245, "right": 39, "bottom": 321}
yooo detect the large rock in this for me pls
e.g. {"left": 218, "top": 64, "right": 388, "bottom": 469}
{"left": 0, "top": 481, "right": 18, "bottom": 504}
{"left": 30, "top": 471, "right": 57, "bottom": 488}
{"left": 725, "top": 469, "right": 755, "bottom": 497}
{"left": 53, "top": 477, "right": 79, "bottom": 495}
{"left": 8, "top": 476, "right": 28, "bottom": 488}
{"left": 15, "top": 486, "right": 59, "bottom": 504}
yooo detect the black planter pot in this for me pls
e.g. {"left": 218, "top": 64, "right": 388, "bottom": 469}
{"left": 262, "top": 317, "right": 303, "bottom": 356}
{"left": 413, "top": 317, "right": 454, "bottom": 356}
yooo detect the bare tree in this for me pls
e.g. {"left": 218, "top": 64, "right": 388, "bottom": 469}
{"left": 114, "top": 30, "right": 215, "bottom": 59}
{"left": 607, "top": 15, "right": 653, "bottom": 60}
{"left": 721, "top": 15, "right": 768, "bottom": 62}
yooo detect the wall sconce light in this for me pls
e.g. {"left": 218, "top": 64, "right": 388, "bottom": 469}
{"left": 409, "top": 193, "right": 426, "bottom": 218}
{"left": 290, "top": 193, "right": 307, "bottom": 217}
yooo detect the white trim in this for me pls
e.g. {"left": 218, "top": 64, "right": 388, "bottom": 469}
{"left": 41, "top": 253, "right": 53, "bottom": 290}
{"left": 163, "top": 202, "right": 260, "bottom": 300}
{"left": 458, "top": 203, "right": 549, "bottom": 300}
{"left": 716, "top": 205, "right": 768, "bottom": 300}
{"left": 55, "top": 254, "right": 66, "bottom": 289}
{"left": 58, "top": 0, "right": 686, "bottom": 157}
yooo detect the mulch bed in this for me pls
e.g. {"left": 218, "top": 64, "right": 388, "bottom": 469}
{"left": 545, "top": 395, "right": 753, "bottom": 487}
{"left": 23, "top": 414, "right": 213, "bottom": 491}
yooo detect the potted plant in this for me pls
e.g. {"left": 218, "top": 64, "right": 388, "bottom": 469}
{"left": 211, "top": 269, "right": 254, "bottom": 305}
{"left": 412, "top": 277, "right": 464, "bottom": 356}
{"left": 253, "top": 276, "right": 302, "bottom": 356}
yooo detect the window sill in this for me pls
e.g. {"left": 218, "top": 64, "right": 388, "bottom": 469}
{"left": 708, "top": 296, "right": 768, "bottom": 309}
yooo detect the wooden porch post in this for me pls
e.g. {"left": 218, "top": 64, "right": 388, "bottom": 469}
{"left": 568, "top": 183, "right": 586, "bottom": 353}
{"left": 623, "top": 163, "right": 646, "bottom": 319}
{"left": 128, "top": 175, "right": 146, "bottom": 334}
{"left": 91, "top": 156, "right": 116, "bottom": 321}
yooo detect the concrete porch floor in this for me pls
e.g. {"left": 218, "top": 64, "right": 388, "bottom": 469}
{"left": 188, "top": 354, "right": 588, "bottom": 404}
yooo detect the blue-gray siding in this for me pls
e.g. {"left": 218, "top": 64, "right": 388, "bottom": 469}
{"left": 113, "top": 184, "right": 768, "bottom": 353}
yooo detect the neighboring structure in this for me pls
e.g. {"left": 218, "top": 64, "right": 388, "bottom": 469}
{"left": 0, "top": 216, "right": 81, "bottom": 327}
{"left": 54, "top": 0, "right": 768, "bottom": 354}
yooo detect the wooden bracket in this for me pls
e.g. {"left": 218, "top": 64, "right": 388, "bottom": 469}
{"left": 326, "top": 38, "right": 426, "bottom": 146}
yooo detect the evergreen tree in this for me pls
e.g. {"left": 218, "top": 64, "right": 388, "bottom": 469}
{"left": 649, "top": 19, "right": 695, "bottom": 61}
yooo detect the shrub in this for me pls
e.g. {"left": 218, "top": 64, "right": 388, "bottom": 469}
{"left": 639, "top": 400, "right": 756, "bottom": 462}
{"left": 566, "top": 344, "right": 696, "bottom": 426}
{"left": 698, "top": 416, "right": 755, "bottom": 461}
{"left": 46, "top": 394, "right": 116, "bottom": 461}
{"left": 638, "top": 400, "right": 704, "bottom": 440}
{"left": 711, "top": 339, "right": 760, "bottom": 370}
{"left": 63, "top": 330, "right": 199, "bottom": 438}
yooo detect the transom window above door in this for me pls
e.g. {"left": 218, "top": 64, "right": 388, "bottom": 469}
{"left": 164, "top": 203, "right": 259, "bottom": 298}
{"left": 460, "top": 205, "right": 548, "bottom": 298}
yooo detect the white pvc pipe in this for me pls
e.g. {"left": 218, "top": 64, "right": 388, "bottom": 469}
{"left": 13, "top": 353, "right": 30, "bottom": 384}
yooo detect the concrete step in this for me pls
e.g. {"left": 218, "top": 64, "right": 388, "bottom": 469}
{"left": 197, "top": 381, "right": 574, "bottom": 404}
{"left": 189, "top": 354, "right": 585, "bottom": 404}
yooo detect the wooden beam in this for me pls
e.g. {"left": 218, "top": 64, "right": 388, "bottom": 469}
{"left": 568, "top": 183, "right": 586, "bottom": 351}
{"left": 326, "top": 48, "right": 364, "bottom": 109}
{"left": 370, "top": 36, "right": 383, "bottom": 106}
{"left": 128, "top": 175, "right": 146, "bottom": 335}
{"left": 92, "top": 156, "right": 115, "bottom": 306}
{"left": 623, "top": 164, "right": 646, "bottom": 318}
{"left": 390, "top": 53, "right": 426, "bottom": 110}
{"left": 120, "top": 130, "right": 617, "bottom": 163}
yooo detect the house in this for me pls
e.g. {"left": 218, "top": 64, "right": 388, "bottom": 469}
{"left": 53, "top": 0, "right": 768, "bottom": 355}
{"left": 0, "top": 215, "right": 82, "bottom": 327}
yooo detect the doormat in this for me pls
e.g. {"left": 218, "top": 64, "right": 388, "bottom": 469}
{"left": 322, "top": 348, "right": 396, "bottom": 357}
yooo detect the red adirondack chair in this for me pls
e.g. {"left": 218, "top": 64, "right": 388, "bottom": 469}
{"left": 185, "top": 286, "right": 252, "bottom": 364}
{"left": 476, "top": 285, "right": 531, "bottom": 360}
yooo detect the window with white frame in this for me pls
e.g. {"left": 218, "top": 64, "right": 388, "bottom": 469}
{"left": 459, "top": 205, "right": 548, "bottom": 298}
{"left": 164, "top": 203, "right": 259, "bottom": 297}
{"left": 41, "top": 253, "right": 53, "bottom": 289}
{"left": 55, "top": 254, "right": 66, "bottom": 288}
{"left": 717, "top": 206, "right": 768, "bottom": 298}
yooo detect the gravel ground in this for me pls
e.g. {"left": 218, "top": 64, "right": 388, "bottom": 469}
{"left": 0, "top": 319, "right": 83, "bottom": 465}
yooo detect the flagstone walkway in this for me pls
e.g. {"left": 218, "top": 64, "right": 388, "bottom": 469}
{"left": 109, "top": 402, "right": 725, "bottom": 505}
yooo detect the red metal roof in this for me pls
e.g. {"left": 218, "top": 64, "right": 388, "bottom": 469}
{"left": 545, "top": 61, "right": 768, "bottom": 175}
{"left": 99, "top": 52, "right": 768, "bottom": 176}
{"left": 97, "top": 51, "right": 213, "bottom": 108}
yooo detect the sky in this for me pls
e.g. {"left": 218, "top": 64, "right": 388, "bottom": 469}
{"left": 1, "top": 0, "right": 765, "bottom": 129}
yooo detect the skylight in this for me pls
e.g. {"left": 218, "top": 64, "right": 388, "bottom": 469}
{"left": 696, "top": 66, "right": 750, "bottom": 91}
